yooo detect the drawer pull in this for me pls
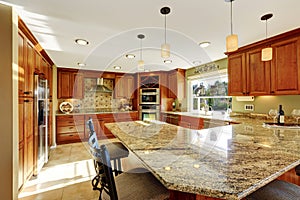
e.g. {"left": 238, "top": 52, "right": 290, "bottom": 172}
{"left": 24, "top": 100, "right": 30, "bottom": 102}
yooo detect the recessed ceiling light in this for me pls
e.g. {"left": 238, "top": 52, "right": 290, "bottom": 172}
{"left": 114, "top": 66, "right": 121, "bottom": 70}
{"left": 77, "top": 62, "right": 86, "bottom": 67}
{"left": 199, "top": 41, "right": 211, "bottom": 48}
{"left": 75, "top": 39, "right": 89, "bottom": 46}
{"left": 164, "top": 60, "right": 172, "bottom": 64}
{"left": 125, "top": 54, "right": 135, "bottom": 59}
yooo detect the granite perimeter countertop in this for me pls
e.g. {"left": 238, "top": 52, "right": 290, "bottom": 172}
{"left": 105, "top": 120, "right": 300, "bottom": 199}
{"left": 56, "top": 110, "right": 138, "bottom": 116}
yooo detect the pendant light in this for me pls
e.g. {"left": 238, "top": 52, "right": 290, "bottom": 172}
{"left": 261, "top": 13, "right": 273, "bottom": 61}
{"left": 225, "top": 0, "right": 238, "bottom": 52}
{"left": 137, "top": 34, "right": 145, "bottom": 71}
{"left": 160, "top": 7, "right": 171, "bottom": 58}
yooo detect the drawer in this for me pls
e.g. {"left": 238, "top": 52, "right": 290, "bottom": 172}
{"left": 57, "top": 119, "right": 85, "bottom": 127}
{"left": 57, "top": 125, "right": 84, "bottom": 134}
{"left": 57, "top": 132, "right": 84, "bottom": 144}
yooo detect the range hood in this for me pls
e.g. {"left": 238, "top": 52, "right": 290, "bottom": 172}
{"left": 93, "top": 78, "right": 112, "bottom": 93}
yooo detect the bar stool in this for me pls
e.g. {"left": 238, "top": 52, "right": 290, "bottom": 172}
{"left": 86, "top": 118, "right": 129, "bottom": 196}
{"left": 246, "top": 179, "right": 300, "bottom": 200}
{"left": 91, "top": 144, "right": 169, "bottom": 200}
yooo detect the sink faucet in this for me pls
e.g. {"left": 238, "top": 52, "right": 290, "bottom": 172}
{"left": 203, "top": 104, "right": 213, "bottom": 115}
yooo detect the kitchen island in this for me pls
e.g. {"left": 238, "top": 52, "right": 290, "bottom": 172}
{"left": 105, "top": 120, "right": 300, "bottom": 199}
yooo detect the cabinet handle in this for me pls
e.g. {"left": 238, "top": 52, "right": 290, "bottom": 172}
{"left": 270, "top": 91, "right": 275, "bottom": 94}
{"left": 24, "top": 91, "right": 31, "bottom": 95}
{"left": 24, "top": 100, "right": 30, "bottom": 102}
{"left": 69, "top": 127, "right": 73, "bottom": 129}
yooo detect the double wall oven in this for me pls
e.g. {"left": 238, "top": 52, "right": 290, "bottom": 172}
{"left": 139, "top": 88, "right": 160, "bottom": 121}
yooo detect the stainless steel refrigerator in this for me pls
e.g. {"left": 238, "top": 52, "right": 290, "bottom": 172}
{"left": 34, "top": 74, "right": 49, "bottom": 175}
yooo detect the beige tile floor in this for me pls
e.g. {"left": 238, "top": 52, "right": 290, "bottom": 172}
{"left": 18, "top": 139, "right": 144, "bottom": 200}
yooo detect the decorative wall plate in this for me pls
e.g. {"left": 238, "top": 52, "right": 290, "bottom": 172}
{"left": 59, "top": 102, "right": 74, "bottom": 114}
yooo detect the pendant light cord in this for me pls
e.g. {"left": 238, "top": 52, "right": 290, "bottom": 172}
{"left": 140, "top": 38, "right": 143, "bottom": 60}
{"left": 164, "top": 14, "right": 167, "bottom": 44}
{"left": 265, "top": 20, "right": 268, "bottom": 39}
{"left": 230, "top": 0, "right": 233, "bottom": 35}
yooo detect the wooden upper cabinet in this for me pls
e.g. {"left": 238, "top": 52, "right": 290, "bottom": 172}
{"left": 18, "top": 32, "right": 25, "bottom": 96}
{"left": 57, "top": 69, "right": 84, "bottom": 99}
{"left": 271, "top": 37, "right": 300, "bottom": 94}
{"left": 25, "top": 41, "right": 34, "bottom": 97}
{"left": 227, "top": 53, "right": 246, "bottom": 96}
{"left": 168, "top": 69, "right": 185, "bottom": 100}
{"left": 48, "top": 64, "right": 53, "bottom": 98}
{"left": 115, "top": 74, "right": 135, "bottom": 99}
{"left": 246, "top": 48, "right": 271, "bottom": 95}
{"left": 18, "top": 31, "right": 34, "bottom": 97}
{"left": 71, "top": 72, "right": 84, "bottom": 99}
{"left": 58, "top": 71, "right": 71, "bottom": 98}
{"left": 227, "top": 28, "right": 300, "bottom": 96}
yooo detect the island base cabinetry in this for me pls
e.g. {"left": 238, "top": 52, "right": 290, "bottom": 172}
{"left": 56, "top": 112, "right": 138, "bottom": 144}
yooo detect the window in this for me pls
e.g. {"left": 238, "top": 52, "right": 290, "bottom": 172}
{"left": 188, "top": 71, "right": 232, "bottom": 113}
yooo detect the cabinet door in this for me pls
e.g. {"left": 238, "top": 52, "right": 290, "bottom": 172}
{"left": 57, "top": 71, "right": 71, "bottom": 98}
{"left": 228, "top": 53, "right": 246, "bottom": 96}
{"left": 114, "top": 75, "right": 124, "bottom": 98}
{"left": 168, "top": 72, "right": 177, "bottom": 99}
{"left": 271, "top": 37, "right": 300, "bottom": 94}
{"left": 47, "top": 64, "right": 53, "bottom": 98}
{"left": 18, "top": 98, "right": 25, "bottom": 189}
{"left": 72, "top": 72, "right": 83, "bottom": 99}
{"left": 246, "top": 48, "right": 271, "bottom": 95}
{"left": 126, "top": 75, "right": 134, "bottom": 99}
{"left": 25, "top": 41, "right": 34, "bottom": 97}
{"left": 18, "top": 33, "right": 25, "bottom": 96}
{"left": 115, "top": 75, "right": 135, "bottom": 99}
{"left": 24, "top": 98, "right": 34, "bottom": 179}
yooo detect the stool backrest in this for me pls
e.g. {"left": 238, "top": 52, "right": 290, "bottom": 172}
{"left": 87, "top": 117, "right": 99, "bottom": 149}
{"left": 90, "top": 144, "right": 118, "bottom": 200}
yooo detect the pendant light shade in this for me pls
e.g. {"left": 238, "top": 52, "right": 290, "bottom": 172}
{"left": 261, "top": 13, "right": 273, "bottom": 61}
{"left": 225, "top": 0, "right": 238, "bottom": 52}
{"left": 261, "top": 47, "right": 272, "bottom": 61}
{"left": 226, "top": 34, "right": 238, "bottom": 52}
{"left": 161, "top": 43, "right": 170, "bottom": 58}
{"left": 160, "top": 7, "right": 171, "bottom": 58}
{"left": 137, "top": 34, "right": 145, "bottom": 70}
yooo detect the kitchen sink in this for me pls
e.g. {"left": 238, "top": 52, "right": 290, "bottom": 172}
{"left": 263, "top": 122, "right": 300, "bottom": 129}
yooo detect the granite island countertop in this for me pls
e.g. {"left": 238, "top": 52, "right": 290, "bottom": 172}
{"left": 105, "top": 120, "right": 300, "bottom": 199}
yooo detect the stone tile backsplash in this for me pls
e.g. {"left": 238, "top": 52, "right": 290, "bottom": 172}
{"left": 57, "top": 78, "right": 131, "bottom": 112}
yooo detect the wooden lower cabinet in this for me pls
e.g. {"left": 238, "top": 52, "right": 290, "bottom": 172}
{"left": 56, "top": 112, "right": 139, "bottom": 144}
{"left": 56, "top": 115, "right": 85, "bottom": 144}
{"left": 161, "top": 113, "right": 234, "bottom": 130}
{"left": 18, "top": 97, "right": 34, "bottom": 189}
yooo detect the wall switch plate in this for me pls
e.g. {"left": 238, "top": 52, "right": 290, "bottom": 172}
{"left": 244, "top": 104, "right": 254, "bottom": 111}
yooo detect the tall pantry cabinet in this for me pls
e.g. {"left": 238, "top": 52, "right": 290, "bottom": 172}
{"left": 18, "top": 18, "right": 54, "bottom": 190}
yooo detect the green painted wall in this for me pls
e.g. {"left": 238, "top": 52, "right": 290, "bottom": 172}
{"left": 232, "top": 95, "right": 300, "bottom": 116}
{"left": 185, "top": 58, "right": 228, "bottom": 78}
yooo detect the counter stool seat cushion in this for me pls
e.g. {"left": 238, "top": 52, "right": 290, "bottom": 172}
{"left": 246, "top": 179, "right": 300, "bottom": 200}
{"left": 102, "top": 168, "right": 169, "bottom": 200}
{"left": 106, "top": 142, "right": 129, "bottom": 160}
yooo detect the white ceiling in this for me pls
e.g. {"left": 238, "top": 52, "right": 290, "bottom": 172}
{"left": 2, "top": 0, "right": 300, "bottom": 73}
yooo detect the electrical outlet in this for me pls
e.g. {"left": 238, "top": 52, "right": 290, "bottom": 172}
{"left": 244, "top": 104, "right": 254, "bottom": 111}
